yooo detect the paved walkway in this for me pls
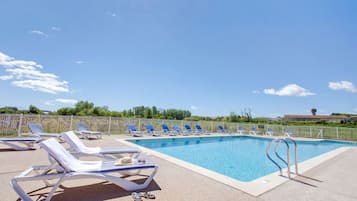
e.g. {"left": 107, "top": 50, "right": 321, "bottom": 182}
{"left": 1, "top": 135, "right": 356, "bottom": 201}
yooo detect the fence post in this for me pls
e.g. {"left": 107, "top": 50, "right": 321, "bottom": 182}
{"left": 336, "top": 127, "right": 339, "bottom": 139}
{"left": 70, "top": 115, "right": 73, "bottom": 130}
{"left": 17, "top": 113, "right": 23, "bottom": 137}
{"left": 108, "top": 116, "right": 112, "bottom": 135}
{"left": 57, "top": 116, "right": 60, "bottom": 132}
{"left": 138, "top": 119, "right": 141, "bottom": 131}
{"left": 310, "top": 127, "right": 312, "bottom": 137}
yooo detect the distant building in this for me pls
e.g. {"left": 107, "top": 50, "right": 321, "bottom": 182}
{"left": 346, "top": 116, "right": 357, "bottom": 122}
{"left": 283, "top": 114, "right": 347, "bottom": 122}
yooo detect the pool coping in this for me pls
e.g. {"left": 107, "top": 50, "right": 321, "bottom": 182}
{"left": 118, "top": 135, "right": 351, "bottom": 196}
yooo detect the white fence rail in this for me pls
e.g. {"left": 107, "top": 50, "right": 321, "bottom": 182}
{"left": 0, "top": 114, "right": 356, "bottom": 141}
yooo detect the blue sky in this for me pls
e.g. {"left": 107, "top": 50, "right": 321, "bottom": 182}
{"left": 0, "top": 0, "right": 356, "bottom": 117}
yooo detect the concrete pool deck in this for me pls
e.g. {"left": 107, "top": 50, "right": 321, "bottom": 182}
{"left": 1, "top": 134, "right": 357, "bottom": 201}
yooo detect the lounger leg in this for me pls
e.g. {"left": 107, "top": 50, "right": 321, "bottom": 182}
{"left": 108, "top": 166, "right": 158, "bottom": 191}
{"left": 44, "top": 174, "right": 66, "bottom": 201}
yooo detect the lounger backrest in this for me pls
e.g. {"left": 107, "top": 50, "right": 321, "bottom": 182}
{"left": 196, "top": 125, "right": 202, "bottom": 130}
{"left": 39, "top": 138, "right": 82, "bottom": 172}
{"left": 218, "top": 125, "right": 224, "bottom": 131}
{"left": 28, "top": 123, "right": 43, "bottom": 134}
{"left": 128, "top": 124, "right": 137, "bottom": 132}
{"left": 77, "top": 122, "right": 88, "bottom": 131}
{"left": 61, "top": 131, "right": 94, "bottom": 153}
{"left": 184, "top": 125, "right": 191, "bottom": 130}
{"left": 239, "top": 126, "right": 244, "bottom": 131}
{"left": 173, "top": 125, "right": 181, "bottom": 132}
{"left": 145, "top": 124, "right": 154, "bottom": 132}
{"left": 162, "top": 124, "right": 169, "bottom": 132}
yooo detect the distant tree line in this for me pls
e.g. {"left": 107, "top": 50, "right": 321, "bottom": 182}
{"left": 55, "top": 101, "right": 192, "bottom": 120}
{"left": 0, "top": 105, "right": 42, "bottom": 114}
{"left": 1, "top": 101, "right": 357, "bottom": 127}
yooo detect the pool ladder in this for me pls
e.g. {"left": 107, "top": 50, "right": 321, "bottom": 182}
{"left": 266, "top": 138, "right": 299, "bottom": 179}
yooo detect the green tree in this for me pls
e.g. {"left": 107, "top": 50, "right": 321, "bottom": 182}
{"left": 29, "top": 105, "right": 41, "bottom": 114}
{"left": 74, "top": 101, "right": 94, "bottom": 115}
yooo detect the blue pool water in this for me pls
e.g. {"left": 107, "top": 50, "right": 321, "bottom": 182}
{"left": 129, "top": 136, "right": 355, "bottom": 182}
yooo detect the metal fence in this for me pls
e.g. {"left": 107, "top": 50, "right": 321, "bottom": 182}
{"left": 1, "top": 114, "right": 357, "bottom": 141}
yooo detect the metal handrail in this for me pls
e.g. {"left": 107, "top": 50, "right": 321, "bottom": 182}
{"left": 266, "top": 138, "right": 299, "bottom": 179}
{"left": 285, "top": 137, "right": 298, "bottom": 175}
{"left": 265, "top": 139, "right": 282, "bottom": 175}
{"left": 274, "top": 139, "right": 291, "bottom": 178}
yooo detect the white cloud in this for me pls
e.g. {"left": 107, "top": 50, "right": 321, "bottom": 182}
{"left": 264, "top": 84, "right": 315, "bottom": 96}
{"left": 76, "top": 61, "right": 84, "bottom": 64}
{"left": 353, "top": 108, "right": 357, "bottom": 112}
{"left": 0, "top": 51, "right": 69, "bottom": 94}
{"left": 55, "top": 98, "right": 78, "bottom": 105}
{"left": 44, "top": 101, "right": 55, "bottom": 106}
{"left": 328, "top": 81, "right": 357, "bottom": 93}
{"left": 190, "top": 105, "right": 198, "bottom": 110}
{"left": 106, "top": 11, "right": 117, "bottom": 17}
{"left": 51, "top": 26, "right": 61, "bottom": 31}
{"left": 29, "top": 30, "right": 48, "bottom": 37}
{"left": 0, "top": 75, "right": 13, "bottom": 80}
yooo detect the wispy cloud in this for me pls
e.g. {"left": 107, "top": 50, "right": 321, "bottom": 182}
{"left": 252, "top": 90, "right": 260, "bottom": 94}
{"left": 353, "top": 108, "right": 357, "bottom": 112}
{"left": 106, "top": 11, "right": 117, "bottom": 17}
{"left": 264, "top": 84, "right": 315, "bottom": 97}
{"left": 0, "top": 52, "right": 69, "bottom": 94}
{"left": 29, "top": 30, "right": 48, "bottom": 37}
{"left": 51, "top": 26, "right": 61, "bottom": 31}
{"left": 190, "top": 105, "right": 198, "bottom": 110}
{"left": 76, "top": 61, "right": 84, "bottom": 64}
{"left": 55, "top": 98, "right": 78, "bottom": 105}
{"left": 44, "top": 101, "right": 55, "bottom": 106}
{"left": 0, "top": 75, "right": 13, "bottom": 80}
{"left": 328, "top": 81, "right": 357, "bottom": 93}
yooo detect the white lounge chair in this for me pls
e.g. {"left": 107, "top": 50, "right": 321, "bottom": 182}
{"left": 11, "top": 138, "right": 158, "bottom": 201}
{"left": 0, "top": 138, "right": 41, "bottom": 150}
{"left": 238, "top": 126, "right": 246, "bottom": 135}
{"left": 265, "top": 128, "right": 274, "bottom": 136}
{"left": 249, "top": 127, "right": 257, "bottom": 135}
{"left": 285, "top": 129, "right": 294, "bottom": 137}
{"left": 61, "top": 131, "right": 140, "bottom": 160}
{"left": 28, "top": 123, "right": 62, "bottom": 140}
{"left": 76, "top": 122, "right": 102, "bottom": 139}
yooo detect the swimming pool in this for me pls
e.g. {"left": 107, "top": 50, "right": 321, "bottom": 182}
{"left": 128, "top": 136, "right": 354, "bottom": 182}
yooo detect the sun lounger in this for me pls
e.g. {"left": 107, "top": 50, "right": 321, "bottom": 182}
{"left": 173, "top": 125, "right": 186, "bottom": 135}
{"left": 184, "top": 124, "right": 195, "bottom": 135}
{"left": 238, "top": 126, "right": 246, "bottom": 135}
{"left": 145, "top": 124, "right": 161, "bottom": 136}
{"left": 11, "top": 138, "right": 158, "bottom": 201}
{"left": 217, "top": 125, "right": 227, "bottom": 133}
{"left": 195, "top": 124, "right": 210, "bottom": 135}
{"left": 61, "top": 131, "right": 140, "bottom": 160}
{"left": 265, "top": 128, "right": 274, "bottom": 136}
{"left": 76, "top": 122, "right": 102, "bottom": 139}
{"left": 127, "top": 124, "right": 143, "bottom": 137}
{"left": 28, "top": 123, "right": 63, "bottom": 141}
{"left": 249, "top": 127, "right": 257, "bottom": 135}
{"left": 162, "top": 124, "right": 176, "bottom": 136}
{"left": 0, "top": 138, "right": 41, "bottom": 150}
{"left": 285, "top": 129, "right": 294, "bottom": 137}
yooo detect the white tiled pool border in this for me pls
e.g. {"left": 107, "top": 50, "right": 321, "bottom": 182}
{"left": 118, "top": 135, "right": 351, "bottom": 196}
